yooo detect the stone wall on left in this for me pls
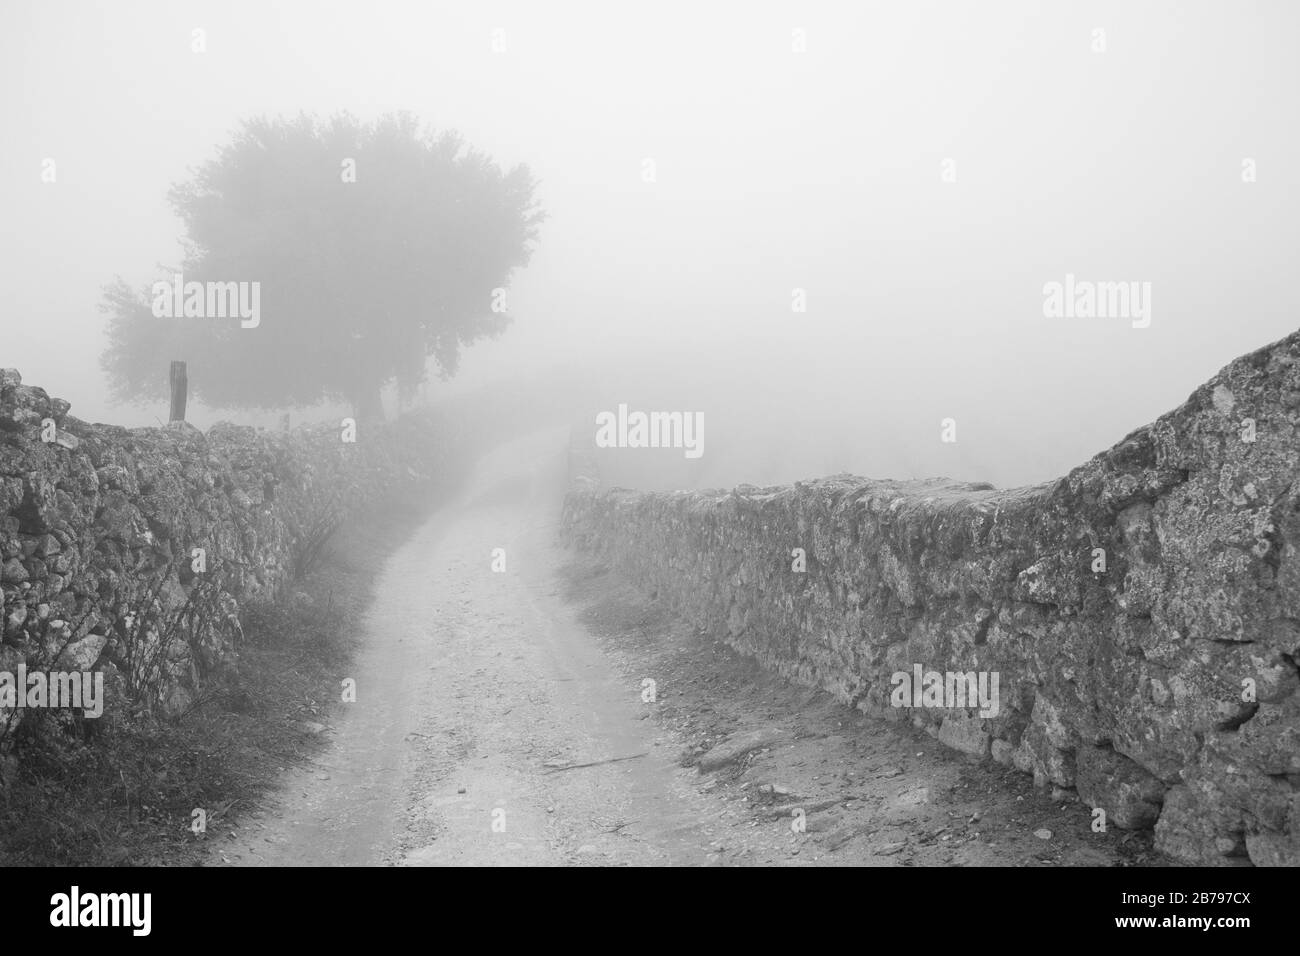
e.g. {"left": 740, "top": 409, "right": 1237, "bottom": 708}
{"left": 0, "top": 368, "right": 458, "bottom": 729}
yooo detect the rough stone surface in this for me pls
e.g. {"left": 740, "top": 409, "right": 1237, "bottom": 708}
{"left": 1075, "top": 743, "right": 1164, "bottom": 829}
{"left": 938, "top": 712, "right": 991, "bottom": 758}
{"left": 697, "top": 728, "right": 787, "bottom": 771}
{"left": 1, "top": 368, "right": 467, "bottom": 731}
{"left": 562, "top": 330, "right": 1300, "bottom": 866}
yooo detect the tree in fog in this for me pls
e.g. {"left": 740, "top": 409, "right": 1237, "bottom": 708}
{"left": 101, "top": 111, "right": 544, "bottom": 419}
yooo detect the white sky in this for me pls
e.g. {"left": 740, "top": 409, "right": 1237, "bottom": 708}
{"left": 3, "top": 0, "right": 1297, "bottom": 486}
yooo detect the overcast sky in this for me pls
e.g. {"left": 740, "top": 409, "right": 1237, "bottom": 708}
{"left": 3, "top": 0, "right": 1297, "bottom": 488}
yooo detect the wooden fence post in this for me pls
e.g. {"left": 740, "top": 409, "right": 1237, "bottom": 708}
{"left": 169, "top": 360, "right": 188, "bottom": 422}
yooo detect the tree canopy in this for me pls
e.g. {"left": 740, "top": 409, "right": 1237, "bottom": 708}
{"left": 101, "top": 111, "right": 544, "bottom": 418}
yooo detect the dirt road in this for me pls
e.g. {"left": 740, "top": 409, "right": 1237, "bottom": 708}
{"left": 209, "top": 429, "right": 1159, "bottom": 867}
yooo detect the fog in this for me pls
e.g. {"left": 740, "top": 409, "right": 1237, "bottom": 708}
{"left": 4, "top": 0, "right": 1298, "bottom": 491}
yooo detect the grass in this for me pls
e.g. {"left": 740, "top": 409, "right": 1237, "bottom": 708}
{"left": 0, "top": 485, "right": 444, "bottom": 867}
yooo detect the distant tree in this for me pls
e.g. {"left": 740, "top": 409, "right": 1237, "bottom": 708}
{"left": 101, "top": 111, "right": 544, "bottom": 419}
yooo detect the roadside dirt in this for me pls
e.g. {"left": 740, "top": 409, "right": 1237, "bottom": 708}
{"left": 206, "top": 429, "right": 723, "bottom": 865}
{"left": 567, "top": 564, "right": 1165, "bottom": 866}
{"left": 205, "top": 428, "right": 1165, "bottom": 866}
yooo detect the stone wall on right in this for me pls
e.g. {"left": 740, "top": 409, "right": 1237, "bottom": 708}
{"left": 562, "top": 330, "right": 1300, "bottom": 866}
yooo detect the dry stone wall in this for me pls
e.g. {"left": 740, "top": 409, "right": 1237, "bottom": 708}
{"left": 0, "top": 367, "right": 466, "bottom": 737}
{"left": 561, "top": 331, "right": 1300, "bottom": 866}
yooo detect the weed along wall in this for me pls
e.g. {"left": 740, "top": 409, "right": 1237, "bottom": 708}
{"left": 0, "top": 367, "right": 466, "bottom": 750}
{"left": 561, "top": 330, "right": 1300, "bottom": 866}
